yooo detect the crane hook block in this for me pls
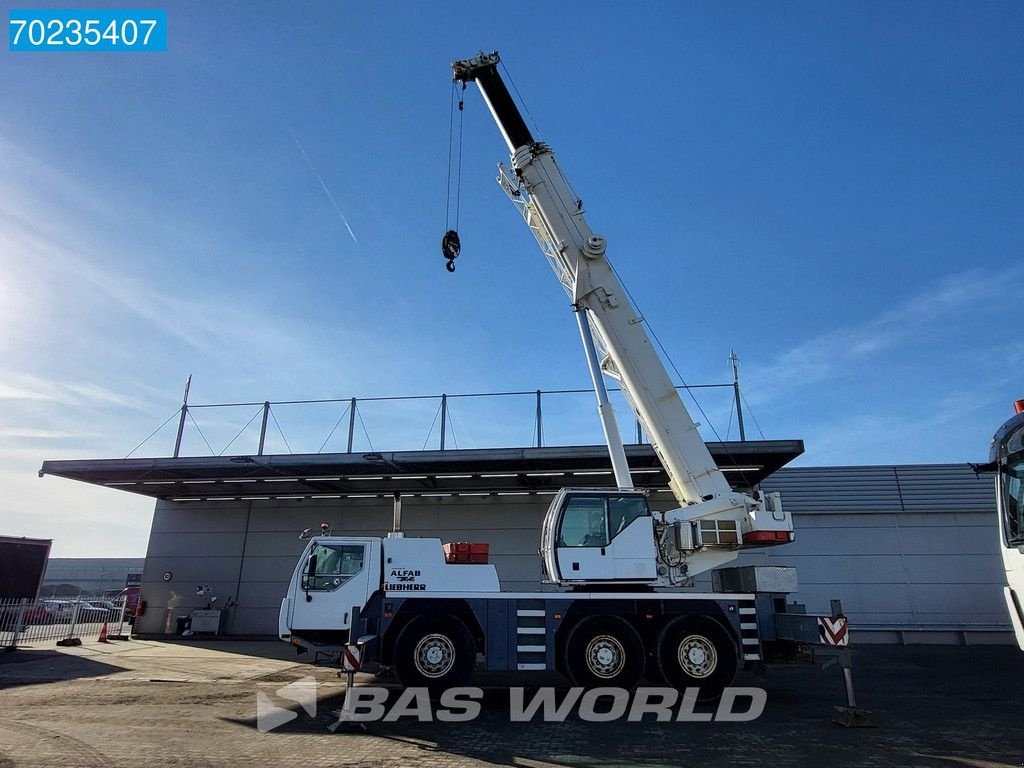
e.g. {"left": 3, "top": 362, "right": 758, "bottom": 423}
{"left": 441, "top": 229, "right": 461, "bottom": 273}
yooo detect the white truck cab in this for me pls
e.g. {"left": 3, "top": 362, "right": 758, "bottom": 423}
{"left": 279, "top": 534, "right": 499, "bottom": 655}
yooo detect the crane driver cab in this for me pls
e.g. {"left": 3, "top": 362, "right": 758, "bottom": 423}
{"left": 541, "top": 489, "right": 658, "bottom": 585}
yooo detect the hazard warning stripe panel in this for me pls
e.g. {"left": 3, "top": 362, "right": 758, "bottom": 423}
{"left": 817, "top": 616, "right": 850, "bottom": 646}
{"left": 342, "top": 644, "right": 362, "bottom": 672}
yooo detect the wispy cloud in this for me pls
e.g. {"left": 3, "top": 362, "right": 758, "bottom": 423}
{"left": 0, "top": 371, "right": 151, "bottom": 411}
{"left": 0, "top": 133, "right": 325, "bottom": 365}
{"left": 0, "top": 208, "right": 311, "bottom": 361}
{"left": 0, "top": 427, "right": 97, "bottom": 439}
{"left": 792, "top": 383, "right": 1002, "bottom": 466}
{"left": 735, "top": 267, "right": 1024, "bottom": 462}
{"left": 0, "top": 381, "right": 53, "bottom": 401}
{"left": 745, "top": 267, "right": 1021, "bottom": 400}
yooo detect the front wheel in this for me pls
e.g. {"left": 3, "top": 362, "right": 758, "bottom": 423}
{"left": 655, "top": 616, "right": 737, "bottom": 702}
{"left": 393, "top": 614, "right": 476, "bottom": 691}
{"left": 563, "top": 615, "right": 645, "bottom": 690}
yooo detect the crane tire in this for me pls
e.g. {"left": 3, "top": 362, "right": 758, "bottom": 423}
{"left": 393, "top": 613, "right": 475, "bottom": 692}
{"left": 563, "top": 615, "right": 645, "bottom": 690}
{"left": 655, "top": 615, "right": 737, "bottom": 702}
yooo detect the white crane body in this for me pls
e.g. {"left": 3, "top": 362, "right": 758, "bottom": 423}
{"left": 276, "top": 51, "right": 837, "bottom": 697}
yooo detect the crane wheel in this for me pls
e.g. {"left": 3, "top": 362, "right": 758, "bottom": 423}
{"left": 655, "top": 615, "right": 737, "bottom": 702}
{"left": 563, "top": 615, "right": 644, "bottom": 690}
{"left": 393, "top": 614, "right": 475, "bottom": 692}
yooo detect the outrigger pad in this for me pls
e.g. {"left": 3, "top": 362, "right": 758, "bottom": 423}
{"left": 832, "top": 705, "right": 875, "bottom": 728}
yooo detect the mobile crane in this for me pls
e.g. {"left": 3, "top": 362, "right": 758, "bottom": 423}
{"left": 984, "top": 399, "right": 1024, "bottom": 649}
{"left": 278, "top": 52, "right": 836, "bottom": 699}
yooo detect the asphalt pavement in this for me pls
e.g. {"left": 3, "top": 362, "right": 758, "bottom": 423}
{"left": 0, "top": 638, "right": 1021, "bottom": 767}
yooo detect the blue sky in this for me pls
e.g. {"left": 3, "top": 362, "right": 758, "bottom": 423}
{"left": 1, "top": 1, "right": 1021, "bottom": 555}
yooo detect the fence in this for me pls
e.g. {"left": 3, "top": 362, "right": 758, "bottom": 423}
{"left": 0, "top": 596, "right": 130, "bottom": 650}
{"left": 126, "top": 380, "right": 752, "bottom": 460}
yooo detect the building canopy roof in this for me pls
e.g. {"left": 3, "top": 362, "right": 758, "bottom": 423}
{"left": 39, "top": 441, "right": 803, "bottom": 502}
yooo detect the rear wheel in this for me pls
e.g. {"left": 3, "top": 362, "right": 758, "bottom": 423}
{"left": 655, "top": 616, "right": 737, "bottom": 702}
{"left": 564, "top": 615, "right": 645, "bottom": 690}
{"left": 393, "top": 614, "right": 476, "bottom": 690}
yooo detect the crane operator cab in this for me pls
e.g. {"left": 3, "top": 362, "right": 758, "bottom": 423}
{"left": 541, "top": 489, "right": 658, "bottom": 584}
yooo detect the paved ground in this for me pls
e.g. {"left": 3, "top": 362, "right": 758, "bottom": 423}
{"left": 0, "top": 638, "right": 1021, "bottom": 767}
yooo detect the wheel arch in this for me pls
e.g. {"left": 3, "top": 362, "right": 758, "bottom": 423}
{"left": 555, "top": 597, "right": 740, "bottom": 655}
{"left": 562, "top": 612, "right": 647, "bottom": 688}
{"left": 381, "top": 598, "right": 484, "bottom": 664}
{"left": 655, "top": 612, "right": 741, "bottom": 701}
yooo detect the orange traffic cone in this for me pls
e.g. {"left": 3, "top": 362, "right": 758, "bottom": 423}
{"left": 98, "top": 621, "right": 110, "bottom": 643}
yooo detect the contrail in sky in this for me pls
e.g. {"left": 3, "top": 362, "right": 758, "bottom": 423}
{"left": 289, "top": 129, "right": 358, "bottom": 245}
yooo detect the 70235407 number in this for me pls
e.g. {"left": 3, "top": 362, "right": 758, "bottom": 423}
{"left": 9, "top": 10, "right": 166, "bottom": 52}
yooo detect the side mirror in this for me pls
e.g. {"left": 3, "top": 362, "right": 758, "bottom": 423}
{"left": 305, "top": 553, "right": 318, "bottom": 602}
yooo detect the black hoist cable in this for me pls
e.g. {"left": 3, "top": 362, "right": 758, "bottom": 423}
{"left": 442, "top": 82, "right": 465, "bottom": 272}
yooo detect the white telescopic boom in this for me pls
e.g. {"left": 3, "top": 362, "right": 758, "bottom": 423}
{"left": 453, "top": 52, "right": 740, "bottom": 512}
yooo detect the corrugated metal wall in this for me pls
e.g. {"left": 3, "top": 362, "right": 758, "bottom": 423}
{"left": 762, "top": 464, "right": 995, "bottom": 515}
{"left": 136, "top": 463, "right": 1009, "bottom": 643}
{"left": 750, "top": 464, "right": 1004, "bottom": 642}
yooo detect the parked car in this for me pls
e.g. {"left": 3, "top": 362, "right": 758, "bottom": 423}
{"left": 0, "top": 603, "right": 49, "bottom": 628}
{"left": 39, "top": 600, "right": 76, "bottom": 623}
{"left": 83, "top": 601, "right": 121, "bottom": 621}
{"left": 0, "top": 600, "right": 92, "bottom": 628}
{"left": 74, "top": 603, "right": 109, "bottom": 622}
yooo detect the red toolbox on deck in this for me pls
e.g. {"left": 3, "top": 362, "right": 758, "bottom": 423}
{"left": 442, "top": 542, "right": 489, "bottom": 564}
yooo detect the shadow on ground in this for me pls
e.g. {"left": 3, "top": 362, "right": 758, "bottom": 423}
{"left": 0, "top": 647, "right": 127, "bottom": 689}
{"left": 221, "top": 646, "right": 1024, "bottom": 768}
{"left": 139, "top": 637, "right": 303, "bottom": 661}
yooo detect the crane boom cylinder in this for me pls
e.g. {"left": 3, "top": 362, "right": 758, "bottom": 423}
{"left": 575, "top": 307, "right": 633, "bottom": 490}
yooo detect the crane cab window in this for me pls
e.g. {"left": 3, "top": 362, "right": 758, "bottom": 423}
{"left": 558, "top": 495, "right": 650, "bottom": 548}
{"left": 302, "top": 544, "right": 365, "bottom": 591}
{"left": 608, "top": 496, "right": 648, "bottom": 536}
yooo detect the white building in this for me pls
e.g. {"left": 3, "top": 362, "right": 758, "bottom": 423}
{"left": 41, "top": 442, "right": 1006, "bottom": 644}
